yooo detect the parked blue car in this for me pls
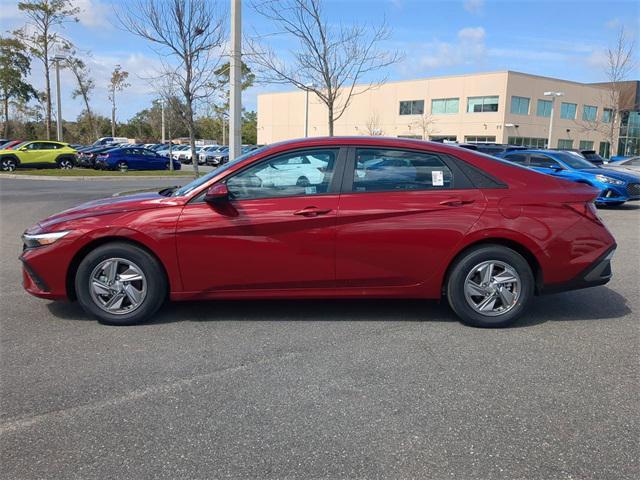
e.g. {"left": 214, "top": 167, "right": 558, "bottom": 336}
{"left": 95, "top": 147, "right": 181, "bottom": 172}
{"left": 500, "top": 149, "right": 640, "bottom": 206}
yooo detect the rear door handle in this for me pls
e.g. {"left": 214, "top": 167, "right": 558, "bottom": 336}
{"left": 293, "top": 206, "right": 333, "bottom": 217}
{"left": 439, "top": 198, "right": 475, "bottom": 207}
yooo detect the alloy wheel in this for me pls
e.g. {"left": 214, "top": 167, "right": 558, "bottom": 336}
{"left": 463, "top": 260, "right": 521, "bottom": 317}
{"left": 59, "top": 159, "right": 74, "bottom": 169}
{"left": 117, "top": 162, "right": 128, "bottom": 172}
{"left": 89, "top": 258, "right": 147, "bottom": 315}
{"left": 1, "top": 159, "right": 16, "bottom": 172}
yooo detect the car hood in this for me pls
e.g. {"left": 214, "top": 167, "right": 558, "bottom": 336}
{"left": 582, "top": 167, "right": 640, "bottom": 182}
{"left": 32, "top": 191, "right": 179, "bottom": 233}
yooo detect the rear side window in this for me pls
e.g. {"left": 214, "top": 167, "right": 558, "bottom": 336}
{"left": 504, "top": 153, "right": 528, "bottom": 164}
{"left": 529, "top": 154, "right": 562, "bottom": 168}
{"left": 352, "top": 148, "right": 453, "bottom": 192}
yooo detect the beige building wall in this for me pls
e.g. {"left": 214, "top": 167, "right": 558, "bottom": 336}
{"left": 257, "top": 71, "right": 611, "bottom": 150}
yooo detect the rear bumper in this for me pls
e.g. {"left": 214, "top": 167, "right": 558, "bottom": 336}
{"left": 541, "top": 245, "right": 616, "bottom": 294}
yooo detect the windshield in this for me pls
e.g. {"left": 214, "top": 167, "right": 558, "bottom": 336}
{"left": 172, "top": 146, "right": 268, "bottom": 197}
{"left": 554, "top": 151, "right": 597, "bottom": 169}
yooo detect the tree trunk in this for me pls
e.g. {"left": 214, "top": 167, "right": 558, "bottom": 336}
{"left": 186, "top": 98, "right": 197, "bottom": 178}
{"left": 3, "top": 92, "right": 9, "bottom": 138}
{"left": 328, "top": 104, "right": 334, "bottom": 136}
{"left": 111, "top": 94, "right": 116, "bottom": 138}
{"left": 609, "top": 110, "right": 617, "bottom": 157}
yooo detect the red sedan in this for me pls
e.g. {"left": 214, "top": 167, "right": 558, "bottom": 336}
{"left": 21, "top": 137, "right": 616, "bottom": 327}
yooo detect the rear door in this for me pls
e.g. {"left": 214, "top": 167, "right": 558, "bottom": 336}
{"left": 335, "top": 147, "right": 487, "bottom": 290}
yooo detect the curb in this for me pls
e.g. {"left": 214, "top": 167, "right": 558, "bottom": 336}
{"left": 0, "top": 173, "right": 194, "bottom": 181}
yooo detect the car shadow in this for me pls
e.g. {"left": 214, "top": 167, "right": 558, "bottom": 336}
{"left": 46, "top": 286, "right": 631, "bottom": 328}
{"left": 599, "top": 203, "right": 640, "bottom": 210}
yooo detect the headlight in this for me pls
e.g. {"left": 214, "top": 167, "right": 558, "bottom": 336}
{"left": 595, "top": 174, "right": 625, "bottom": 185}
{"left": 22, "top": 231, "right": 71, "bottom": 248}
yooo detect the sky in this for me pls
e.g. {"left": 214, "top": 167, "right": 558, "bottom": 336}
{"left": 1, "top": 0, "right": 638, "bottom": 122}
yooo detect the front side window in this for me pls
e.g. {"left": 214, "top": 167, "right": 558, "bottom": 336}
{"left": 399, "top": 100, "right": 424, "bottom": 115}
{"left": 467, "top": 96, "right": 499, "bottom": 113}
{"left": 560, "top": 102, "right": 577, "bottom": 119}
{"left": 510, "top": 96, "right": 530, "bottom": 115}
{"left": 582, "top": 105, "right": 597, "bottom": 121}
{"left": 431, "top": 98, "right": 459, "bottom": 114}
{"left": 226, "top": 149, "right": 337, "bottom": 200}
{"left": 536, "top": 99, "right": 552, "bottom": 117}
{"left": 557, "top": 139, "right": 574, "bottom": 149}
{"left": 352, "top": 148, "right": 453, "bottom": 193}
{"left": 603, "top": 108, "right": 613, "bottom": 123}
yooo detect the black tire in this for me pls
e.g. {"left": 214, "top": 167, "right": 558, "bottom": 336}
{"left": 1, "top": 157, "right": 17, "bottom": 172}
{"left": 57, "top": 157, "right": 75, "bottom": 169}
{"left": 600, "top": 201, "right": 625, "bottom": 207}
{"left": 75, "top": 242, "right": 167, "bottom": 326}
{"left": 296, "top": 176, "right": 310, "bottom": 187}
{"left": 446, "top": 245, "right": 534, "bottom": 328}
{"left": 117, "top": 161, "right": 128, "bottom": 172}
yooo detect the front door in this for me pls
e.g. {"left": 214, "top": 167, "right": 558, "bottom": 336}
{"left": 176, "top": 147, "right": 345, "bottom": 293}
{"left": 335, "top": 147, "right": 487, "bottom": 290}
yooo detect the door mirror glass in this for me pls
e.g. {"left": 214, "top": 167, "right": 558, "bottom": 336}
{"left": 204, "top": 183, "right": 229, "bottom": 203}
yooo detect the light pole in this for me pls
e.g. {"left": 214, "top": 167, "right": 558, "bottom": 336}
{"left": 161, "top": 99, "right": 166, "bottom": 144}
{"left": 229, "top": 0, "right": 242, "bottom": 161}
{"left": 544, "top": 91, "right": 564, "bottom": 149}
{"left": 53, "top": 54, "right": 67, "bottom": 141}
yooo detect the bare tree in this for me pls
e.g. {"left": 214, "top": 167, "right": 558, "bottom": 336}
{"left": 248, "top": 0, "right": 401, "bottom": 136}
{"left": 14, "top": 0, "right": 79, "bottom": 139}
{"left": 412, "top": 113, "right": 436, "bottom": 140}
{"left": 364, "top": 112, "right": 383, "bottom": 136}
{"left": 66, "top": 54, "right": 97, "bottom": 139}
{"left": 108, "top": 65, "right": 130, "bottom": 138}
{"left": 117, "top": 0, "right": 227, "bottom": 178}
{"left": 579, "top": 27, "right": 636, "bottom": 156}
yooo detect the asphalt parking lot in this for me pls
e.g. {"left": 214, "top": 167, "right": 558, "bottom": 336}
{"left": 0, "top": 177, "right": 638, "bottom": 480}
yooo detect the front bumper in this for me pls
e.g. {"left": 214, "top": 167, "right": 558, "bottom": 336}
{"left": 541, "top": 245, "right": 616, "bottom": 294}
{"left": 595, "top": 182, "right": 640, "bottom": 204}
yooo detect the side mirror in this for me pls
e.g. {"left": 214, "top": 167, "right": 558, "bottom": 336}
{"left": 204, "top": 183, "right": 229, "bottom": 203}
{"left": 550, "top": 165, "right": 564, "bottom": 172}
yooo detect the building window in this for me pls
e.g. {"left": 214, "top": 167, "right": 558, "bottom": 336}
{"left": 560, "top": 102, "right": 577, "bottom": 120}
{"left": 429, "top": 135, "right": 457, "bottom": 142}
{"left": 603, "top": 108, "right": 613, "bottom": 123}
{"left": 431, "top": 98, "right": 459, "bottom": 114}
{"left": 464, "top": 136, "right": 496, "bottom": 143}
{"left": 397, "top": 135, "right": 422, "bottom": 139}
{"left": 399, "top": 100, "right": 424, "bottom": 115}
{"left": 582, "top": 105, "right": 597, "bottom": 122}
{"left": 467, "top": 96, "right": 499, "bottom": 113}
{"left": 599, "top": 142, "right": 610, "bottom": 158}
{"left": 557, "top": 139, "right": 574, "bottom": 149}
{"left": 536, "top": 99, "right": 552, "bottom": 117}
{"left": 510, "top": 96, "right": 530, "bottom": 115}
{"left": 507, "top": 136, "right": 548, "bottom": 148}
{"left": 579, "top": 140, "right": 594, "bottom": 150}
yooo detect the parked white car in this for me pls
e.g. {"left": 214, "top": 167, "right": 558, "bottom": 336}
{"left": 604, "top": 156, "right": 640, "bottom": 173}
{"left": 256, "top": 154, "right": 327, "bottom": 187}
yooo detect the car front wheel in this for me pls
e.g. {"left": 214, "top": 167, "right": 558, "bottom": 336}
{"left": 446, "top": 245, "right": 534, "bottom": 328}
{"left": 117, "top": 161, "right": 128, "bottom": 172}
{"left": 75, "top": 242, "right": 167, "bottom": 325}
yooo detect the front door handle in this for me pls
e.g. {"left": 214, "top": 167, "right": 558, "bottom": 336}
{"left": 293, "top": 206, "right": 333, "bottom": 217}
{"left": 439, "top": 198, "right": 475, "bottom": 207}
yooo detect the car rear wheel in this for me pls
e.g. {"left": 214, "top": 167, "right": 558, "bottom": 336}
{"left": 446, "top": 245, "right": 534, "bottom": 328}
{"left": 1, "top": 157, "right": 17, "bottom": 172}
{"left": 75, "top": 242, "right": 167, "bottom": 325}
{"left": 58, "top": 158, "right": 74, "bottom": 170}
{"left": 296, "top": 176, "right": 310, "bottom": 187}
{"left": 117, "top": 161, "right": 128, "bottom": 172}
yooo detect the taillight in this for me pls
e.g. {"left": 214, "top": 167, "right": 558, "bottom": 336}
{"left": 565, "top": 202, "right": 602, "bottom": 224}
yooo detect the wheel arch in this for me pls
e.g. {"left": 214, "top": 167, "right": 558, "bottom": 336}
{"left": 0, "top": 154, "right": 21, "bottom": 164}
{"left": 65, "top": 236, "right": 170, "bottom": 301}
{"left": 441, "top": 238, "right": 543, "bottom": 297}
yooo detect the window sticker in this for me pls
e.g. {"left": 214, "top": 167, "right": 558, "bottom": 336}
{"left": 432, "top": 170, "right": 444, "bottom": 186}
